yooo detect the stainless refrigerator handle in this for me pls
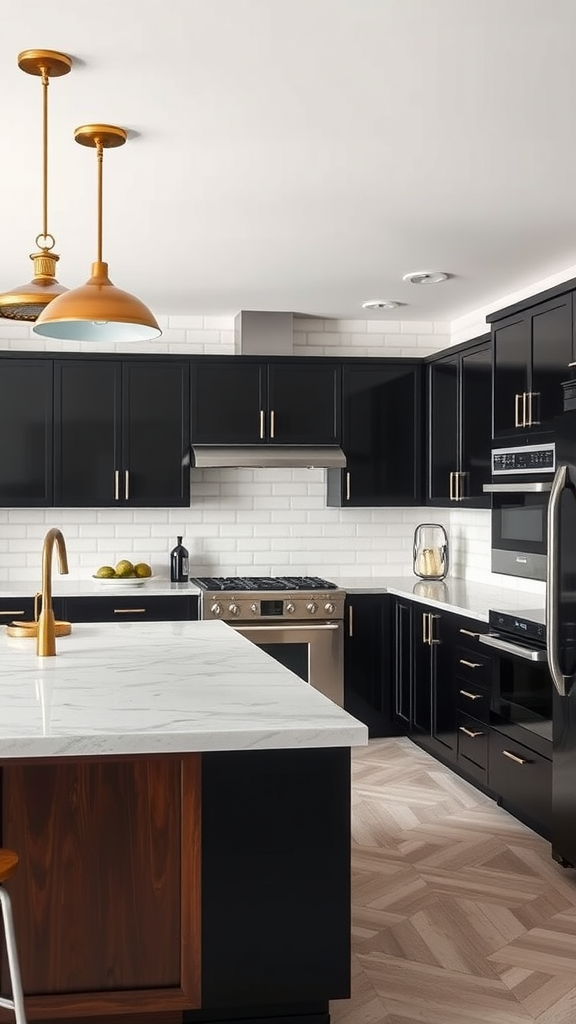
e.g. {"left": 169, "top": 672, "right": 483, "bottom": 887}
{"left": 547, "top": 464, "right": 569, "bottom": 696}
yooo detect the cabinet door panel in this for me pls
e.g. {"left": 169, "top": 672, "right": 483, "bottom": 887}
{"left": 493, "top": 316, "right": 529, "bottom": 439}
{"left": 0, "top": 359, "right": 52, "bottom": 507}
{"left": 413, "top": 608, "right": 432, "bottom": 735}
{"left": 190, "top": 362, "right": 265, "bottom": 444}
{"left": 329, "top": 363, "right": 421, "bottom": 506}
{"left": 344, "top": 595, "right": 396, "bottom": 737}
{"left": 54, "top": 361, "right": 120, "bottom": 507}
{"left": 393, "top": 599, "right": 413, "bottom": 728}
{"left": 428, "top": 357, "right": 458, "bottom": 503}
{"left": 530, "top": 297, "right": 572, "bottom": 432}
{"left": 267, "top": 362, "right": 340, "bottom": 444}
{"left": 460, "top": 342, "right": 491, "bottom": 505}
{"left": 122, "top": 362, "right": 190, "bottom": 507}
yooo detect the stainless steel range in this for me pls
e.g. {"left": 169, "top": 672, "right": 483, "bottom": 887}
{"left": 191, "top": 576, "right": 346, "bottom": 706}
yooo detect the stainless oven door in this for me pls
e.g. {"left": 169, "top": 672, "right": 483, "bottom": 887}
{"left": 480, "top": 632, "right": 552, "bottom": 746}
{"left": 485, "top": 483, "right": 551, "bottom": 580}
{"left": 232, "top": 621, "right": 344, "bottom": 707}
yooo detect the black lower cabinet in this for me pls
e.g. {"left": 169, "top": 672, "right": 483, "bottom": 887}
{"left": 0, "top": 595, "right": 65, "bottom": 624}
{"left": 489, "top": 727, "right": 552, "bottom": 838}
{"left": 343, "top": 595, "right": 398, "bottom": 737}
{"left": 453, "top": 626, "right": 491, "bottom": 785}
{"left": 61, "top": 595, "right": 198, "bottom": 623}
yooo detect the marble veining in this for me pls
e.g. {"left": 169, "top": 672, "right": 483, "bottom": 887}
{"left": 0, "top": 620, "right": 367, "bottom": 758}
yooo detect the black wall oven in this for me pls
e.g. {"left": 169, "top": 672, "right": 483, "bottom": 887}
{"left": 484, "top": 443, "right": 555, "bottom": 581}
{"left": 480, "top": 608, "right": 552, "bottom": 755}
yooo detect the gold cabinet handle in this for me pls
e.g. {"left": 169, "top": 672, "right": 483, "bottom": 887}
{"left": 457, "top": 471, "right": 465, "bottom": 501}
{"left": 113, "top": 608, "right": 146, "bottom": 614}
{"left": 346, "top": 472, "right": 351, "bottom": 501}
{"left": 0, "top": 610, "right": 26, "bottom": 616}
{"left": 459, "top": 659, "right": 481, "bottom": 669}
{"left": 422, "top": 611, "right": 429, "bottom": 644}
{"left": 429, "top": 613, "right": 440, "bottom": 644}
{"left": 459, "top": 726, "right": 484, "bottom": 738}
{"left": 114, "top": 469, "right": 120, "bottom": 501}
{"left": 259, "top": 410, "right": 265, "bottom": 439}
{"left": 514, "top": 393, "right": 522, "bottom": 427}
{"left": 449, "top": 471, "right": 455, "bottom": 501}
{"left": 522, "top": 391, "right": 527, "bottom": 427}
{"left": 348, "top": 605, "right": 353, "bottom": 638}
{"left": 502, "top": 749, "right": 529, "bottom": 766}
{"left": 270, "top": 409, "right": 275, "bottom": 439}
{"left": 460, "top": 628, "right": 480, "bottom": 639}
{"left": 125, "top": 470, "right": 129, "bottom": 501}
{"left": 459, "top": 689, "right": 482, "bottom": 700}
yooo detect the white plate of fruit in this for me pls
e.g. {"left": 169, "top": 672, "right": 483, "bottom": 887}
{"left": 92, "top": 559, "right": 153, "bottom": 586}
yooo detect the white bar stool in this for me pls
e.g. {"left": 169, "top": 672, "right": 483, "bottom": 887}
{"left": 0, "top": 850, "right": 26, "bottom": 1024}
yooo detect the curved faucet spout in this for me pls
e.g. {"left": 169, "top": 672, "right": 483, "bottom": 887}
{"left": 37, "top": 528, "right": 69, "bottom": 657}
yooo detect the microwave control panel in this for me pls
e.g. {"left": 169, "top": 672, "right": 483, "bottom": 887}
{"left": 492, "top": 442, "right": 555, "bottom": 475}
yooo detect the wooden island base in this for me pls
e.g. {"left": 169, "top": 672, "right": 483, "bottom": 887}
{"left": 1, "top": 747, "right": 351, "bottom": 1024}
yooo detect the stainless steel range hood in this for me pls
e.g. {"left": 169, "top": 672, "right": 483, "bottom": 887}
{"left": 190, "top": 445, "right": 346, "bottom": 469}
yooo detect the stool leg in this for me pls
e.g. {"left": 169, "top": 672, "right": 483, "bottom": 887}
{"left": 0, "top": 887, "right": 27, "bottom": 1024}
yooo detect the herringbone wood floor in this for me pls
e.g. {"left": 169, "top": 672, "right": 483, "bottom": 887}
{"left": 330, "top": 737, "right": 576, "bottom": 1024}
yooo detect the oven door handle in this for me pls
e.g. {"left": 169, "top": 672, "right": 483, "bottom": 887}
{"left": 234, "top": 623, "right": 341, "bottom": 632}
{"left": 478, "top": 633, "right": 548, "bottom": 662}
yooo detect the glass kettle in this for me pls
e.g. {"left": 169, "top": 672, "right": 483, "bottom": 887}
{"left": 413, "top": 523, "right": 449, "bottom": 580}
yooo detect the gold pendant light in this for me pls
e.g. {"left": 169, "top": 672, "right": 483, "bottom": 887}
{"left": 0, "top": 49, "right": 72, "bottom": 322}
{"left": 33, "top": 124, "right": 161, "bottom": 342}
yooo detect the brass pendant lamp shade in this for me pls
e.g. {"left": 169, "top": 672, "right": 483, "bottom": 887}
{"left": 0, "top": 49, "right": 71, "bottom": 322}
{"left": 33, "top": 124, "right": 161, "bottom": 342}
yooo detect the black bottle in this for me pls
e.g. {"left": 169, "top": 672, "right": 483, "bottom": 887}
{"left": 170, "top": 536, "right": 189, "bottom": 582}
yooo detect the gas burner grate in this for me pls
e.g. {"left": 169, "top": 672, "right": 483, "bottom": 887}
{"left": 191, "top": 575, "right": 337, "bottom": 592}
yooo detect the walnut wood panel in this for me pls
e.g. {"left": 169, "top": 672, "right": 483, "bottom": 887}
{"left": 0, "top": 755, "right": 201, "bottom": 1019}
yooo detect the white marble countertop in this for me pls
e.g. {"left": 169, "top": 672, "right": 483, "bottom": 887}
{"left": 0, "top": 578, "right": 201, "bottom": 599}
{"left": 336, "top": 575, "right": 545, "bottom": 622}
{"left": 0, "top": 619, "right": 367, "bottom": 760}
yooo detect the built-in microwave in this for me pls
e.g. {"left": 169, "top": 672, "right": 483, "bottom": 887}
{"left": 483, "top": 443, "right": 555, "bottom": 581}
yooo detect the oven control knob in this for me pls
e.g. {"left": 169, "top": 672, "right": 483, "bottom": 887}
{"left": 250, "top": 602, "right": 258, "bottom": 614}
{"left": 324, "top": 602, "right": 335, "bottom": 615}
{"left": 228, "top": 603, "right": 240, "bottom": 616}
{"left": 286, "top": 602, "right": 296, "bottom": 614}
{"left": 210, "top": 603, "right": 222, "bottom": 617}
{"left": 306, "top": 602, "right": 318, "bottom": 614}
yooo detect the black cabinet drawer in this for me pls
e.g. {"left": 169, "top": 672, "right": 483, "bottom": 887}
{"left": 457, "top": 713, "right": 489, "bottom": 770}
{"left": 454, "top": 646, "right": 491, "bottom": 687}
{"left": 456, "top": 681, "right": 490, "bottom": 723}
{"left": 0, "top": 596, "right": 65, "bottom": 623}
{"left": 63, "top": 595, "right": 197, "bottom": 622}
{"left": 489, "top": 728, "right": 552, "bottom": 835}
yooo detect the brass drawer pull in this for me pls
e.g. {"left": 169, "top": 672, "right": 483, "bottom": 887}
{"left": 114, "top": 469, "right": 120, "bottom": 500}
{"left": 502, "top": 749, "right": 529, "bottom": 766}
{"left": 459, "top": 659, "right": 481, "bottom": 669}
{"left": 270, "top": 409, "right": 275, "bottom": 438}
{"left": 346, "top": 471, "right": 351, "bottom": 501}
{"left": 113, "top": 608, "right": 147, "bottom": 614}
{"left": 0, "top": 610, "right": 26, "bottom": 616}
{"left": 459, "top": 726, "right": 484, "bottom": 738}
{"left": 459, "top": 628, "right": 480, "bottom": 639}
{"left": 125, "top": 470, "right": 130, "bottom": 501}
{"left": 459, "top": 689, "right": 481, "bottom": 700}
{"left": 259, "top": 410, "right": 265, "bottom": 439}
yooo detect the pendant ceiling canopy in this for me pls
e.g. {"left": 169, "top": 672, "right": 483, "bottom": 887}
{"left": 33, "top": 123, "right": 161, "bottom": 342}
{"left": 0, "top": 49, "right": 72, "bottom": 322}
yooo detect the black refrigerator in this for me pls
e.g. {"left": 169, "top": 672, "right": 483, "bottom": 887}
{"left": 547, "top": 408, "right": 576, "bottom": 867}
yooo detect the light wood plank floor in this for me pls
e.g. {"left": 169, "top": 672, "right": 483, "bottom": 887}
{"left": 330, "top": 737, "right": 576, "bottom": 1024}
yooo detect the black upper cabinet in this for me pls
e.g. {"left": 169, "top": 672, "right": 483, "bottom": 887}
{"left": 492, "top": 294, "right": 573, "bottom": 441}
{"left": 427, "top": 335, "right": 491, "bottom": 507}
{"left": 326, "top": 361, "right": 422, "bottom": 507}
{"left": 0, "top": 358, "right": 53, "bottom": 507}
{"left": 54, "top": 359, "right": 190, "bottom": 507}
{"left": 190, "top": 358, "right": 340, "bottom": 445}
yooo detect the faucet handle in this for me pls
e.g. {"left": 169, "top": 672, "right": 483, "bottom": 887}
{"left": 33, "top": 591, "right": 42, "bottom": 622}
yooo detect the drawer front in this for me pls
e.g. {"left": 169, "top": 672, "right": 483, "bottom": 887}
{"left": 63, "top": 595, "right": 196, "bottom": 622}
{"left": 454, "top": 646, "right": 491, "bottom": 688}
{"left": 456, "top": 682, "right": 490, "bottom": 723}
{"left": 0, "top": 596, "right": 65, "bottom": 622}
{"left": 489, "top": 729, "right": 552, "bottom": 833}
{"left": 457, "top": 712, "right": 488, "bottom": 770}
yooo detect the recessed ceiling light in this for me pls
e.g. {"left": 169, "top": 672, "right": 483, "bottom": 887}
{"left": 361, "top": 300, "right": 398, "bottom": 311}
{"left": 402, "top": 271, "right": 449, "bottom": 285}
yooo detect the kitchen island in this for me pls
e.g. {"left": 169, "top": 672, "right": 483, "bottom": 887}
{"left": 0, "top": 620, "right": 367, "bottom": 1024}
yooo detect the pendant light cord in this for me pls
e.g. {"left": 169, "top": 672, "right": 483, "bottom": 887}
{"left": 38, "top": 64, "right": 56, "bottom": 252}
{"left": 96, "top": 139, "right": 103, "bottom": 263}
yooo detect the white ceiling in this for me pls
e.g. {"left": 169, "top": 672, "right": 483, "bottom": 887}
{"left": 3, "top": 0, "right": 576, "bottom": 323}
